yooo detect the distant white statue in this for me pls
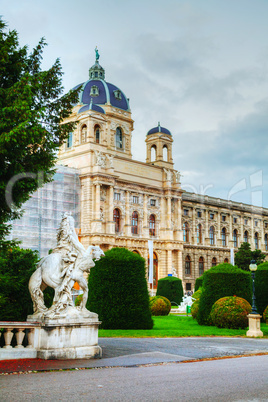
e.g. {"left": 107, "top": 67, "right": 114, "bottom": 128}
{"left": 163, "top": 168, "right": 172, "bottom": 182}
{"left": 173, "top": 171, "right": 181, "bottom": 183}
{"left": 178, "top": 295, "right": 193, "bottom": 313}
{"left": 28, "top": 213, "right": 104, "bottom": 320}
{"left": 172, "top": 266, "right": 178, "bottom": 277}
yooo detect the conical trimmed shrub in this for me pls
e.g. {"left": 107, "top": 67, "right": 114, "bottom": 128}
{"left": 87, "top": 248, "right": 153, "bottom": 329}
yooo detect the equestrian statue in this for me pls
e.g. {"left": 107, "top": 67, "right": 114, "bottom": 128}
{"left": 28, "top": 213, "right": 104, "bottom": 320}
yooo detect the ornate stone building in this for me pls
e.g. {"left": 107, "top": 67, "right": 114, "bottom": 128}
{"left": 58, "top": 52, "right": 268, "bottom": 292}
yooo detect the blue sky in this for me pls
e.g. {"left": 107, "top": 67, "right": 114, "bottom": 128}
{"left": 2, "top": 0, "right": 268, "bottom": 206}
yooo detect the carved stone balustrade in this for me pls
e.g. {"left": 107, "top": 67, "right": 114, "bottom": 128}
{"left": 0, "top": 322, "right": 41, "bottom": 360}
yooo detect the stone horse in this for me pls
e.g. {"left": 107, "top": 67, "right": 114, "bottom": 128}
{"left": 28, "top": 245, "right": 104, "bottom": 318}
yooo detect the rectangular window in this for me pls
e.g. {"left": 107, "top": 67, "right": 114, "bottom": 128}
{"left": 222, "top": 215, "right": 226, "bottom": 222}
{"left": 114, "top": 192, "right": 120, "bottom": 201}
{"left": 233, "top": 217, "right": 237, "bottom": 224}
{"left": 150, "top": 199, "right": 156, "bottom": 206}
{"left": 186, "top": 283, "right": 191, "bottom": 291}
{"left": 265, "top": 223, "right": 268, "bottom": 228}
{"left": 255, "top": 220, "right": 258, "bottom": 227}
{"left": 197, "top": 211, "right": 202, "bottom": 218}
{"left": 184, "top": 209, "right": 189, "bottom": 216}
{"left": 244, "top": 218, "right": 248, "bottom": 225}
{"left": 210, "top": 213, "right": 214, "bottom": 219}
{"left": 67, "top": 132, "right": 73, "bottom": 148}
{"left": 133, "top": 196, "right": 139, "bottom": 204}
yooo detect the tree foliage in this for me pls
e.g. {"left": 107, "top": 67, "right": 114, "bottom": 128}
{"left": 0, "top": 244, "right": 38, "bottom": 321}
{"left": 234, "top": 242, "right": 266, "bottom": 271}
{"left": 0, "top": 18, "right": 79, "bottom": 239}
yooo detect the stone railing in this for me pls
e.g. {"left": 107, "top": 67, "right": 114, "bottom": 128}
{"left": 0, "top": 322, "right": 41, "bottom": 360}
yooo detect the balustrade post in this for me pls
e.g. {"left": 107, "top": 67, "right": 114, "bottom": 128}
{"left": 26, "top": 328, "right": 35, "bottom": 348}
{"left": 15, "top": 328, "right": 25, "bottom": 348}
{"left": 3, "top": 328, "right": 13, "bottom": 349}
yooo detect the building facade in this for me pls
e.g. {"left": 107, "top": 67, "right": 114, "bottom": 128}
{"left": 57, "top": 53, "right": 268, "bottom": 292}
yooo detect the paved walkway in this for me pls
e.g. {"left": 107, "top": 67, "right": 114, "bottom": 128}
{"left": 1, "top": 337, "right": 268, "bottom": 374}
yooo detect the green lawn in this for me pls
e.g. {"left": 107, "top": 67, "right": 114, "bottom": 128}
{"left": 99, "top": 315, "right": 268, "bottom": 338}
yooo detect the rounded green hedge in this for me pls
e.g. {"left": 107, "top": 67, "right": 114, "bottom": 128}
{"left": 156, "top": 276, "right": 183, "bottom": 305}
{"left": 149, "top": 296, "right": 171, "bottom": 316}
{"left": 263, "top": 306, "right": 268, "bottom": 324}
{"left": 255, "top": 262, "right": 268, "bottom": 317}
{"left": 86, "top": 247, "right": 153, "bottom": 329}
{"left": 192, "top": 288, "right": 202, "bottom": 301}
{"left": 191, "top": 288, "right": 202, "bottom": 320}
{"left": 197, "top": 263, "right": 252, "bottom": 325}
{"left": 191, "top": 299, "right": 200, "bottom": 319}
{"left": 210, "top": 296, "right": 251, "bottom": 329}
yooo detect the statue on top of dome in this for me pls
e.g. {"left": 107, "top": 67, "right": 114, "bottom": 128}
{"left": 95, "top": 46, "right": 100, "bottom": 61}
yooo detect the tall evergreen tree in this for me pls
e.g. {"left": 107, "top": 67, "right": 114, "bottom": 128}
{"left": 235, "top": 242, "right": 266, "bottom": 271}
{"left": 0, "top": 18, "right": 79, "bottom": 240}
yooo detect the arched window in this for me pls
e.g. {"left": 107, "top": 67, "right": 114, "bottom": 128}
{"left": 81, "top": 124, "right": 87, "bottom": 143}
{"left": 149, "top": 214, "right": 156, "bottom": 237}
{"left": 209, "top": 226, "right": 215, "bottom": 245}
{"left": 151, "top": 145, "right": 156, "bottom": 161}
{"left": 199, "top": 257, "right": 204, "bottom": 276}
{"left": 255, "top": 232, "right": 259, "bottom": 249}
{"left": 132, "top": 250, "right": 140, "bottom": 255}
{"left": 224, "top": 258, "right": 229, "bottom": 263}
{"left": 265, "top": 234, "right": 268, "bottom": 251}
{"left": 163, "top": 145, "right": 168, "bottom": 161}
{"left": 183, "top": 222, "right": 189, "bottom": 242}
{"left": 95, "top": 125, "right": 100, "bottom": 144}
{"left": 185, "top": 255, "right": 191, "bottom": 276}
{"left": 212, "top": 257, "right": 217, "bottom": 267}
{"left": 221, "top": 227, "right": 226, "bottom": 246}
{"left": 113, "top": 208, "right": 120, "bottom": 233}
{"left": 116, "top": 127, "right": 123, "bottom": 149}
{"left": 131, "top": 211, "right": 138, "bottom": 234}
{"left": 197, "top": 224, "right": 202, "bottom": 244}
{"left": 233, "top": 229, "right": 238, "bottom": 248}
{"left": 244, "top": 230, "right": 249, "bottom": 243}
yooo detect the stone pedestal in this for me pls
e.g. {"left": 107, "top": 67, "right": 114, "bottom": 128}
{"left": 28, "top": 315, "right": 102, "bottom": 360}
{"left": 246, "top": 314, "right": 263, "bottom": 338}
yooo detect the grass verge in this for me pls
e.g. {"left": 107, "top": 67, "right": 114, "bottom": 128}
{"left": 98, "top": 315, "right": 268, "bottom": 338}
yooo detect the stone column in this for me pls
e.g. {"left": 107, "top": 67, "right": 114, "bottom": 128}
{"left": 95, "top": 184, "right": 101, "bottom": 220}
{"left": 167, "top": 249, "right": 172, "bottom": 275}
{"left": 205, "top": 209, "right": 209, "bottom": 245}
{"left": 91, "top": 183, "right": 102, "bottom": 232}
{"left": 107, "top": 186, "right": 115, "bottom": 234}
{"left": 176, "top": 198, "right": 183, "bottom": 241}
{"left": 240, "top": 216, "right": 244, "bottom": 245}
{"left": 143, "top": 194, "right": 149, "bottom": 237}
{"left": 192, "top": 207, "right": 196, "bottom": 244}
{"left": 251, "top": 218, "right": 254, "bottom": 248}
{"left": 217, "top": 211, "right": 221, "bottom": 246}
{"left": 125, "top": 191, "right": 131, "bottom": 236}
{"left": 229, "top": 213, "right": 233, "bottom": 248}
{"left": 166, "top": 196, "right": 173, "bottom": 240}
{"left": 177, "top": 249, "right": 183, "bottom": 280}
{"left": 260, "top": 220, "right": 264, "bottom": 251}
{"left": 159, "top": 196, "right": 166, "bottom": 238}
